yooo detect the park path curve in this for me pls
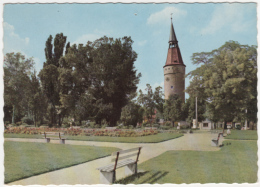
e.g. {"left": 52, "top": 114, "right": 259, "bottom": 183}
{"left": 6, "top": 133, "right": 223, "bottom": 185}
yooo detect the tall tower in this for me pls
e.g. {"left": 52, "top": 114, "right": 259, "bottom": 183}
{"left": 163, "top": 18, "right": 186, "bottom": 102}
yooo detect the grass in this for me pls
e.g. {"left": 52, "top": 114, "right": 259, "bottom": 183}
{"left": 4, "top": 133, "right": 183, "bottom": 143}
{"left": 225, "top": 130, "right": 257, "bottom": 140}
{"left": 116, "top": 140, "right": 257, "bottom": 184}
{"left": 4, "top": 141, "right": 119, "bottom": 184}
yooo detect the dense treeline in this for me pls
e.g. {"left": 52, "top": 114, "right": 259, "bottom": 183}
{"left": 4, "top": 33, "right": 141, "bottom": 127}
{"left": 4, "top": 38, "right": 257, "bottom": 128}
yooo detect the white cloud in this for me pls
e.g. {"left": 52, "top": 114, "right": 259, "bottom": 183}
{"left": 137, "top": 40, "right": 147, "bottom": 46}
{"left": 3, "top": 22, "right": 30, "bottom": 54}
{"left": 201, "top": 4, "right": 255, "bottom": 35}
{"left": 72, "top": 33, "right": 101, "bottom": 45}
{"left": 3, "top": 22, "right": 43, "bottom": 73}
{"left": 152, "top": 81, "right": 164, "bottom": 91}
{"left": 147, "top": 7, "right": 187, "bottom": 25}
{"left": 138, "top": 81, "right": 164, "bottom": 94}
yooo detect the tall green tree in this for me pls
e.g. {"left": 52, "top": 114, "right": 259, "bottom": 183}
{"left": 138, "top": 84, "right": 163, "bottom": 123}
{"left": 4, "top": 53, "right": 34, "bottom": 124}
{"left": 187, "top": 41, "right": 257, "bottom": 124}
{"left": 39, "top": 33, "right": 67, "bottom": 126}
{"left": 163, "top": 94, "right": 182, "bottom": 127}
{"left": 60, "top": 36, "right": 141, "bottom": 126}
{"left": 28, "top": 72, "right": 48, "bottom": 126}
{"left": 88, "top": 36, "right": 141, "bottom": 125}
{"left": 59, "top": 43, "right": 93, "bottom": 124}
{"left": 120, "top": 101, "right": 143, "bottom": 127}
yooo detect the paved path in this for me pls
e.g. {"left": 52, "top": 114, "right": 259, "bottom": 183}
{"left": 6, "top": 133, "right": 223, "bottom": 185}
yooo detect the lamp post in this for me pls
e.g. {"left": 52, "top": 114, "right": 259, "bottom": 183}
{"left": 196, "top": 96, "right": 198, "bottom": 128}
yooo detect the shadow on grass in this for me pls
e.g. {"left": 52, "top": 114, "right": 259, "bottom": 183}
{"left": 115, "top": 171, "right": 169, "bottom": 184}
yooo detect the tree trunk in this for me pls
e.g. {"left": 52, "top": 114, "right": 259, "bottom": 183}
{"left": 58, "top": 114, "right": 61, "bottom": 127}
{"left": 12, "top": 105, "right": 15, "bottom": 124}
{"left": 223, "top": 121, "right": 226, "bottom": 134}
{"left": 171, "top": 121, "right": 174, "bottom": 128}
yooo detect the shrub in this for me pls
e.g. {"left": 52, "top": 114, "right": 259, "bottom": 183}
{"left": 15, "top": 121, "right": 22, "bottom": 126}
{"left": 20, "top": 124, "right": 31, "bottom": 128}
{"left": 128, "top": 125, "right": 134, "bottom": 129}
{"left": 40, "top": 125, "right": 48, "bottom": 128}
{"left": 142, "top": 123, "right": 151, "bottom": 128}
{"left": 21, "top": 116, "right": 33, "bottom": 125}
{"left": 164, "top": 121, "right": 172, "bottom": 127}
{"left": 101, "top": 124, "right": 108, "bottom": 129}
{"left": 62, "top": 123, "right": 70, "bottom": 128}
{"left": 89, "top": 122, "right": 96, "bottom": 128}
{"left": 180, "top": 124, "right": 189, "bottom": 129}
{"left": 75, "top": 121, "right": 81, "bottom": 126}
{"left": 101, "top": 119, "right": 108, "bottom": 125}
{"left": 161, "top": 126, "right": 171, "bottom": 130}
{"left": 94, "top": 124, "right": 100, "bottom": 128}
{"left": 152, "top": 124, "right": 159, "bottom": 128}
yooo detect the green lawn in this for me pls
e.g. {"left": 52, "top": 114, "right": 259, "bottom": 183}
{"left": 225, "top": 130, "right": 257, "bottom": 140}
{"left": 116, "top": 140, "right": 257, "bottom": 184}
{"left": 4, "top": 141, "right": 119, "bottom": 184}
{"left": 4, "top": 133, "right": 183, "bottom": 143}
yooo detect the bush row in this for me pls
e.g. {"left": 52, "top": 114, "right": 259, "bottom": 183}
{"left": 4, "top": 127, "right": 158, "bottom": 137}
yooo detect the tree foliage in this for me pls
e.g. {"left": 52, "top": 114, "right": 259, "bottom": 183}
{"left": 120, "top": 101, "right": 143, "bottom": 127}
{"left": 163, "top": 94, "right": 182, "bottom": 127}
{"left": 59, "top": 36, "right": 141, "bottom": 126}
{"left": 39, "top": 33, "right": 67, "bottom": 126}
{"left": 4, "top": 53, "right": 35, "bottom": 124}
{"left": 187, "top": 41, "right": 257, "bottom": 123}
{"left": 138, "top": 84, "right": 164, "bottom": 123}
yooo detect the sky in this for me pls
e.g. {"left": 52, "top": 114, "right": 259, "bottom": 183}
{"left": 3, "top": 3, "right": 257, "bottom": 99}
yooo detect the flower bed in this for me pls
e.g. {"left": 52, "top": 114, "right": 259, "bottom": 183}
{"left": 4, "top": 127, "right": 158, "bottom": 137}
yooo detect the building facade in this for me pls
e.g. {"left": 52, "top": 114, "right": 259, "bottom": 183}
{"left": 163, "top": 19, "right": 186, "bottom": 102}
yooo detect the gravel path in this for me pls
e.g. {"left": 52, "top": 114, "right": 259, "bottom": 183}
{"left": 6, "top": 133, "right": 223, "bottom": 185}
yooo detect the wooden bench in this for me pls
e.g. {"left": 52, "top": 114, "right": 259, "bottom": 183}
{"left": 211, "top": 133, "right": 222, "bottom": 147}
{"left": 219, "top": 129, "right": 227, "bottom": 137}
{"left": 97, "top": 147, "right": 142, "bottom": 184}
{"left": 42, "top": 132, "right": 66, "bottom": 144}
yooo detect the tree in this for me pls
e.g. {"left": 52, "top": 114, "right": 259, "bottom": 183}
{"left": 138, "top": 84, "right": 164, "bottom": 123}
{"left": 120, "top": 101, "right": 143, "bottom": 127}
{"left": 163, "top": 94, "right": 182, "bottom": 127}
{"left": 4, "top": 53, "right": 34, "bottom": 124}
{"left": 28, "top": 71, "right": 48, "bottom": 127}
{"left": 87, "top": 36, "right": 141, "bottom": 125}
{"left": 60, "top": 36, "right": 141, "bottom": 126}
{"left": 39, "top": 33, "right": 67, "bottom": 126}
{"left": 187, "top": 41, "right": 257, "bottom": 124}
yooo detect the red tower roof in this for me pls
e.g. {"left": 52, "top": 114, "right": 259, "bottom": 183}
{"left": 164, "top": 19, "right": 185, "bottom": 67}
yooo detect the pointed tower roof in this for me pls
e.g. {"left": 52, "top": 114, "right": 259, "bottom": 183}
{"left": 169, "top": 20, "right": 178, "bottom": 44}
{"left": 164, "top": 17, "right": 185, "bottom": 67}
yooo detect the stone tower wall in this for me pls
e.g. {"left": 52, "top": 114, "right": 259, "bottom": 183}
{"left": 164, "top": 64, "right": 185, "bottom": 101}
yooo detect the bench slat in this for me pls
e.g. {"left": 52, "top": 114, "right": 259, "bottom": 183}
{"left": 98, "top": 159, "right": 135, "bottom": 172}
{"left": 111, "top": 147, "right": 141, "bottom": 156}
{"left": 111, "top": 152, "right": 138, "bottom": 162}
{"left": 98, "top": 159, "right": 134, "bottom": 171}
